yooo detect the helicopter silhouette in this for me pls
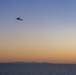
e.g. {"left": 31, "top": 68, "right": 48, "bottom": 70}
{"left": 16, "top": 17, "right": 23, "bottom": 21}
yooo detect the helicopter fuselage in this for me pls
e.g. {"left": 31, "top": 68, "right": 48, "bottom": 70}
{"left": 16, "top": 17, "right": 23, "bottom": 21}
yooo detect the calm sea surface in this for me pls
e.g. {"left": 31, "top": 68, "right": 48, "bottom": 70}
{"left": 0, "top": 63, "right": 76, "bottom": 75}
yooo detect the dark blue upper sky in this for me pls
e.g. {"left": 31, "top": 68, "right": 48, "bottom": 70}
{"left": 0, "top": 0, "right": 76, "bottom": 27}
{"left": 0, "top": 0, "right": 76, "bottom": 37}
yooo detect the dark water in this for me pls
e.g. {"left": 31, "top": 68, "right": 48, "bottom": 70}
{"left": 0, "top": 62, "right": 76, "bottom": 75}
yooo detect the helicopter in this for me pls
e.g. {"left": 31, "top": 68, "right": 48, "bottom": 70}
{"left": 16, "top": 17, "right": 23, "bottom": 21}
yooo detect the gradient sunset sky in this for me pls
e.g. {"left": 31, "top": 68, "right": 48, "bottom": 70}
{"left": 0, "top": 0, "right": 76, "bottom": 63}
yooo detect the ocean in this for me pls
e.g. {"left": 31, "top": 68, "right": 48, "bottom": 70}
{"left": 0, "top": 62, "right": 76, "bottom": 75}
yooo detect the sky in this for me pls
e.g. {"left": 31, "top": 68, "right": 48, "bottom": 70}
{"left": 0, "top": 0, "right": 76, "bottom": 63}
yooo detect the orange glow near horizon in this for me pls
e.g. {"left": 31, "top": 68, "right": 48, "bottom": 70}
{"left": 0, "top": 42, "right": 76, "bottom": 63}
